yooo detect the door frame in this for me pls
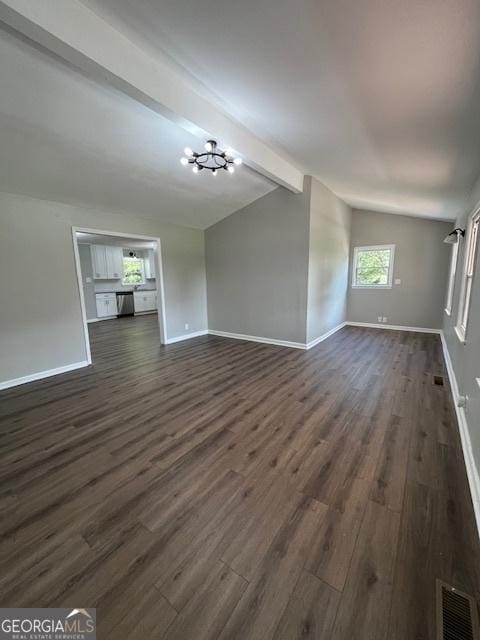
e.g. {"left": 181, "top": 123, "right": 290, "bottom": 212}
{"left": 72, "top": 226, "right": 168, "bottom": 364}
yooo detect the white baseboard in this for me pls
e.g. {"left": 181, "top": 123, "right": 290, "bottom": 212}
{"left": 208, "top": 330, "right": 307, "bottom": 350}
{"left": 440, "top": 331, "right": 480, "bottom": 538}
{"left": 165, "top": 330, "right": 208, "bottom": 344}
{"left": 306, "top": 322, "right": 347, "bottom": 349}
{"left": 0, "top": 360, "right": 90, "bottom": 391}
{"left": 209, "top": 322, "right": 347, "bottom": 351}
{"left": 346, "top": 321, "right": 440, "bottom": 334}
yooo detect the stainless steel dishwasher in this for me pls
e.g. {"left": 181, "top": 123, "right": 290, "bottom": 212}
{"left": 116, "top": 292, "right": 134, "bottom": 317}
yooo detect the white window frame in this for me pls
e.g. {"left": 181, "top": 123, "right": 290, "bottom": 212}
{"left": 455, "top": 209, "right": 480, "bottom": 343}
{"left": 444, "top": 240, "right": 460, "bottom": 316}
{"left": 122, "top": 256, "right": 146, "bottom": 286}
{"left": 351, "top": 244, "right": 395, "bottom": 289}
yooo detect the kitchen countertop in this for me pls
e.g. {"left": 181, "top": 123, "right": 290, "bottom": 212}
{"left": 96, "top": 289, "right": 157, "bottom": 294}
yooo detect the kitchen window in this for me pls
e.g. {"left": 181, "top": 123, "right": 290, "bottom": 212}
{"left": 351, "top": 244, "right": 395, "bottom": 289}
{"left": 456, "top": 210, "right": 480, "bottom": 342}
{"left": 122, "top": 256, "right": 145, "bottom": 285}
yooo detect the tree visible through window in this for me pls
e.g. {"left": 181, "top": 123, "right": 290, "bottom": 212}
{"left": 352, "top": 245, "right": 395, "bottom": 288}
{"left": 122, "top": 257, "right": 145, "bottom": 285}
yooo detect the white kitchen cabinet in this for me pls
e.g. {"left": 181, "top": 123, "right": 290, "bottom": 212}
{"left": 134, "top": 290, "right": 157, "bottom": 313}
{"left": 106, "top": 246, "right": 123, "bottom": 279}
{"left": 145, "top": 249, "right": 156, "bottom": 280}
{"left": 95, "top": 293, "right": 117, "bottom": 318}
{"left": 91, "top": 245, "right": 108, "bottom": 279}
{"left": 91, "top": 245, "right": 123, "bottom": 279}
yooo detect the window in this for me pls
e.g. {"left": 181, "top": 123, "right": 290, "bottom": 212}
{"left": 122, "top": 256, "right": 145, "bottom": 285}
{"left": 456, "top": 210, "right": 480, "bottom": 342}
{"left": 444, "top": 240, "right": 460, "bottom": 316}
{"left": 351, "top": 244, "right": 395, "bottom": 288}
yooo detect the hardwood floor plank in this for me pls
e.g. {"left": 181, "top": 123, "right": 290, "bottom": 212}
{"left": 162, "top": 560, "right": 247, "bottom": 640}
{"left": 370, "top": 414, "right": 410, "bottom": 512}
{"left": 218, "top": 496, "right": 327, "bottom": 640}
{"left": 331, "top": 500, "right": 400, "bottom": 640}
{"left": 272, "top": 571, "right": 341, "bottom": 640}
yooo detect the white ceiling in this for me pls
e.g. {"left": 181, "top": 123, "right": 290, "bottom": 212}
{"left": 0, "top": 27, "right": 275, "bottom": 230}
{"left": 81, "top": 0, "right": 480, "bottom": 221}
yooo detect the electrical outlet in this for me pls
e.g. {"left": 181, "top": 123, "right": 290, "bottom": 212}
{"left": 185, "top": 323, "right": 189, "bottom": 330}
{"left": 394, "top": 278, "right": 401, "bottom": 285}
{"left": 86, "top": 277, "right": 92, "bottom": 283}
{"left": 382, "top": 317, "right": 388, "bottom": 323}
{"left": 377, "top": 316, "right": 383, "bottom": 323}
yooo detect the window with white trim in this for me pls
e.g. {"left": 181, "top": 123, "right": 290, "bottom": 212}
{"left": 122, "top": 256, "right": 146, "bottom": 285}
{"left": 445, "top": 240, "right": 460, "bottom": 316}
{"left": 456, "top": 210, "right": 479, "bottom": 342}
{"left": 351, "top": 244, "right": 395, "bottom": 289}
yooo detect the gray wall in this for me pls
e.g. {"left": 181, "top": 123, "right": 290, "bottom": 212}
{"left": 443, "top": 178, "right": 480, "bottom": 477}
{"left": 78, "top": 243, "right": 97, "bottom": 321}
{"left": 306, "top": 178, "right": 351, "bottom": 343}
{"left": 347, "top": 209, "right": 451, "bottom": 329}
{"left": 206, "top": 185, "right": 311, "bottom": 344}
{"left": 0, "top": 191, "right": 208, "bottom": 384}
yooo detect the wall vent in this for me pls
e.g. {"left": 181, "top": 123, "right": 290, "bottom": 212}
{"left": 434, "top": 375, "right": 444, "bottom": 386}
{"left": 436, "top": 580, "right": 480, "bottom": 640}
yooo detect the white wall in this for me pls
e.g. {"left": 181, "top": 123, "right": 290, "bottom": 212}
{"left": 0, "top": 192, "right": 208, "bottom": 385}
{"left": 306, "top": 177, "right": 351, "bottom": 343}
{"left": 347, "top": 209, "right": 451, "bottom": 329}
{"left": 205, "top": 185, "right": 311, "bottom": 344}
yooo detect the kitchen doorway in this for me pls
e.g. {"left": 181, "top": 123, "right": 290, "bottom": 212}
{"left": 72, "top": 227, "right": 167, "bottom": 364}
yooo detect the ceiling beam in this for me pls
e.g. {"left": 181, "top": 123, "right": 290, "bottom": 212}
{"left": 0, "top": 0, "right": 304, "bottom": 193}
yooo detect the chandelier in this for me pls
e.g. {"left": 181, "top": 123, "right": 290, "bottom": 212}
{"left": 180, "top": 140, "right": 242, "bottom": 175}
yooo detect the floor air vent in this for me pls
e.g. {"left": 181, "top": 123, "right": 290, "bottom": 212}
{"left": 434, "top": 375, "right": 444, "bottom": 386}
{"left": 437, "top": 580, "right": 480, "bottom": 640}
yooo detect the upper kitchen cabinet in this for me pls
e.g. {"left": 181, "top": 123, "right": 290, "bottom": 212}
{"left": 106, "top": 246, "right": 123, "bottom": 279}
{"left": 145, "top": 248, "right": 156, "bottom": 280}
{"left": 91, "top": 245, "right": 123, "bottom": 279}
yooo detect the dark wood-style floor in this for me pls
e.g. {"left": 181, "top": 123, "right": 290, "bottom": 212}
{"left": 1, "top": 315, "right": 479, "bottom": 639}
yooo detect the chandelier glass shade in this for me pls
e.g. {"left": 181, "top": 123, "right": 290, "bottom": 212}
{"left": 180, "top": 140, "right": 242, "bottom": 175}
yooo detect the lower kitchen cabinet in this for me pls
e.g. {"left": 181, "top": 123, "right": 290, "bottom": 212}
{"left": 95, "top": 293, "right": 117, "bottom": 318}
{"left": 133, "top": 290, "right": 157, "bottom": 313}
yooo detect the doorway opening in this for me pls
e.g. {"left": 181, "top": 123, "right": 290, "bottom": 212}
{"left": 72, "top": 227, "right": 167, "bottom": 364}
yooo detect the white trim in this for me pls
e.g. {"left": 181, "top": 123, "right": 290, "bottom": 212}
{"left": 165, "top": 330, "right": 208, "bottom": 344}
{"left": 440, "top": 331, "right": 480, "bottom": 538}
{"left": 71, "top": 228, "right": 92, "bottom": 364}
{"left": 87, "top": 316, "right": 116, "bottom": 323}
{"left": 351, "top": 285, "right": 392, "bottom": 290}
{"left": 72, "top": 227, "right": 168, "bottom": 359}
{"left": 456, "top": 208, "right": 480, "bottom": 341}
{"left": 0, "top": 361, "right": 90, "bottom": 391}
{"left": 306, "top": 322, "right": 347, "bottom": 349}
{"left": 454, "top": 325, "right": 467, "bottom": 345}
{"left": 208, "top": 330, "right": 307, "bottom": 350}
{"left": 445, "top": 239, "right": 460, "bottom": 316}
{"left": 345, "top": 321, "right": 440, "bottom": 334}
{"left": 351, "top": 244, "right": 395, "bottom": 289}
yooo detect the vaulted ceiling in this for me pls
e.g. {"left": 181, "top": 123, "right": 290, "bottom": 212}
{"left": 2, "top": 0, "right": 480, "bottom": 226}
{"left": 0, "top": 27, "right": 275, "bottom": 229}
{"left": 82, "top": 0, "right": 480, "bottom": 221}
